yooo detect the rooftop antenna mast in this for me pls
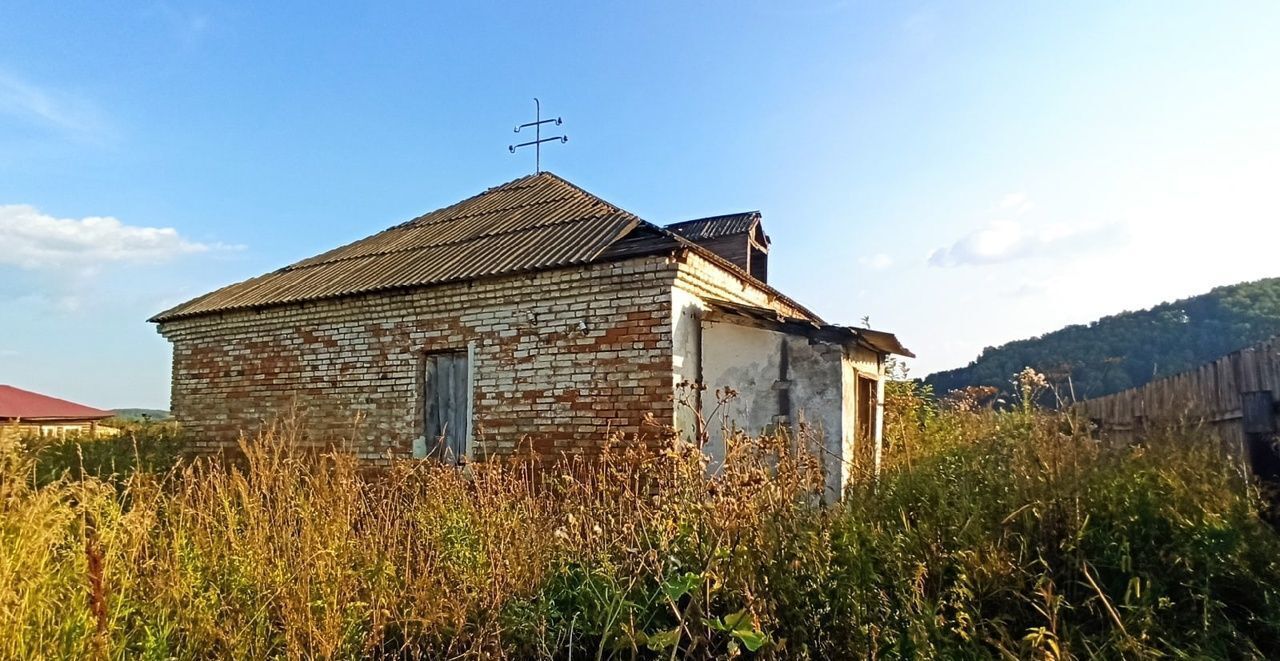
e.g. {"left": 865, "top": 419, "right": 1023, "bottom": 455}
{"left": 509, "top": 98, "right": 567, "bottom": 174}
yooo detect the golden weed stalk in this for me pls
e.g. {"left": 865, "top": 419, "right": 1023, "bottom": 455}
{"left": 2, "top": 394, "right": 1279, "bottom": 659}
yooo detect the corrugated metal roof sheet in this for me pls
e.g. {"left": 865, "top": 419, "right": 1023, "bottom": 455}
{"left": 0, "top": 385, "right": 113, "bottom": 421}
{"left": 702, "top": 299, "right": 914, "bottom": 358}
{"left": 151, "top": 173, "right": 842, "bottom": 330}
{"left": 151, "top": 172, "right": 642, "bottom": 321}
{"left": 665, "top": 212, "right": 761, "bottom": 241}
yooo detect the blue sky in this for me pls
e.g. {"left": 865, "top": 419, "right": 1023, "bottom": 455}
{"left": 2, "top": 2, "right": 1279, "bottom": 409}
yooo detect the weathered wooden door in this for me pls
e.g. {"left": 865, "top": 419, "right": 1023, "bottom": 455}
{"left": 857, "top": 375, "right": 876, "bottom": 443}
{"left": 425, "top": 351, "right": 470, "bottom": 463}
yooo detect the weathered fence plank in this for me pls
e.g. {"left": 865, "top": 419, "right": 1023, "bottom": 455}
{"left": 1079, "top": 337, "right": 1280, "bottom": 461}
{"left": 1242, "top": 390, "right": 1280, "bottom": 482}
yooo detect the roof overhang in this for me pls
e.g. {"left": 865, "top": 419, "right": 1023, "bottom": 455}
{"left": 0, "top": 385, "right": 115, "bottom": 421}
{"left": 2, "top": 415, "right": 113, "bottom": 423}
{"left": 598, "top": 220, "right": 823, "bottom": 323}
{"left": 701, "top": 299, "right": 915, "bottom": 358}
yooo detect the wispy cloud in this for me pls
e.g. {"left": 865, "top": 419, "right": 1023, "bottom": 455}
{"left": 998, "top": 192, "right": 1034, "bottom": 214}
{"left": 929, "top": 220, "right": 1026, "bottom": 267}
{"left": 928, "top": 220, "right": 1124, "bottom": 267}
{"left": 859, "top": 253, "right": 894, "bottom": 270}
{"left": 0, "top": 204, "right": 230, "bottom": 271}
{"left": 0, "top": 70, "right": 108, "bottom": 140}
{"left": 928, "top": 194, "right": 1126, "bottom": 267}
{"left": 147, "top": 1, "right": 212, "bottom": 46}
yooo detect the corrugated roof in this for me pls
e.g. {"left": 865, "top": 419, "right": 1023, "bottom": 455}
{"left": 702, "top": 299, "right": 914, "bottom": 358}
{"left": 151, "top": 172, "right": 642, "bottom": 322}
{"left": 856, "top": 329, "right": 916, "bottom": 359}
{"left": 593, "top": 222, "right": 820, "bottom": 322}
{"left": 665, "top": 212, "right": 761, "bottom": 241}
{"left": 151, "top": 173, "right": 833, "bottom": 327}
{"left": 0, "top": 385, "right": 113, "bottom": 421}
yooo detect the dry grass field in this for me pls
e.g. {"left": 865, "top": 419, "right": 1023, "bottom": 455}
{"left": 3, "top": 376, "right": 1280, "bottom": 659}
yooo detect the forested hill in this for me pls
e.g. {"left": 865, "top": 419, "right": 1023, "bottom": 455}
{"left": 925, "top": 277, "right": 1280, "bottom": 401}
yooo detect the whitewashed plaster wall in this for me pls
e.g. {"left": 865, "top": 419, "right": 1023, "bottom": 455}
{"left": 700, "top": 320, "right": 848, "bottom": 498}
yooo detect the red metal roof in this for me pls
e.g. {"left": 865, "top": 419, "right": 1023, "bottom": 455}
{"left": 0, "top": 385, "right": 113, "bottom": 421}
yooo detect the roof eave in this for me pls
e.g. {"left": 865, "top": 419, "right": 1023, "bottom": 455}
{"left": 701, "top": 299, "right": 913, "bottom": 358}
{"left": 671, "top": 242, "right": 823, "bottom": 323}
{"left": 149, "top": 226, "right": 645, "bottom": 324}
{"left": 2, "top": 414, "right": 115, "bottom": 423}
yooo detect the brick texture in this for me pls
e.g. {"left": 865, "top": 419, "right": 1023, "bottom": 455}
{"left": 673, "top": 250, "right": 811, "bottom": 319}
{"left": 158, "top": 255, "right": 681, "bottom": 461}
{"left": 157, "top": 248, "right": 811, "bottom": 462}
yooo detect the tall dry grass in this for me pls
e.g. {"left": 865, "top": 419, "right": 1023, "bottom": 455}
{"left": 3, "top": 382, "right": 1280, "bottom": 659}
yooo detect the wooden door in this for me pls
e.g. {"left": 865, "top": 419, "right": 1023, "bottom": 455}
{"left": 857, "top": 375, "right": 876, "bottom": 444}
{"left": 425, "top": 351, "right": 470, "bottom": 463}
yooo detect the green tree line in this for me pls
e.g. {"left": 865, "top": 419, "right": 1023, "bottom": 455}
{"left": 926, "top": 277, "right": 1280, "bottom": 402}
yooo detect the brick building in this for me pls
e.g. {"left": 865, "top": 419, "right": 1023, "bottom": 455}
{"left": 152, "top": 172, "right": 910, "bottom": 496}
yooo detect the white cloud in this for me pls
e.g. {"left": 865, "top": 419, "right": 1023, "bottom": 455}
{"left": 927, "top": 193, "right": 1125, "bottom": 268}
{"left": 998, "top": 192, "right": 1034, "bottom": 214}
{"left": 0, "top": 204, "right": 220, "bottom": 270}
{"left": 859, "top": 253, "right": 894, "bottom": 270}
{"left": 928, "top": 219, "right": 1124, "bottom": 267}
{"left": 928, "top": 220, "right": 1025, "bottom": 266}
{"left": 0, "top": 70, "right": 106, "bottom": 139}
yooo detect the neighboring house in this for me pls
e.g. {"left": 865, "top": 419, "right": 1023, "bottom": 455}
{"left": 152, "top": 172, "right": 910, "bottom": 497}
{"left": 0, "top": 385, "right": 116, "bottom": 439}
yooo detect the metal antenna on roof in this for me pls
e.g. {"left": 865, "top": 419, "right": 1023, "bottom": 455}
{"left": 508, "top": 98, "right": 567, "bottom": 174}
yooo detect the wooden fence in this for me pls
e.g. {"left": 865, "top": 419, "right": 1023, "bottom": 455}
{"left": 1079, "top": 336, "right": 1280, "bottom": 479}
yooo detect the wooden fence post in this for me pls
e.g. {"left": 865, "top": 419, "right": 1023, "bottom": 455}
{"left": 1241, "top": 390, "right": 1280, "bottom": 483}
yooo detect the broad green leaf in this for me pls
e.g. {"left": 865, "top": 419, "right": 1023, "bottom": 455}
{"left": 733, "top": 629, "right": 768, "bottom": 652}
{"left": 645, "top": 627, "right": 681, "bottom": 651}
{"left": 661, "top": 572, "right": 701, "bottom": 601}
{"left": 723, "top": 609, "right": 754, "bottom": 633}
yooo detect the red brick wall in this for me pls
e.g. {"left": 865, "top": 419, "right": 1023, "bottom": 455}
{"left": 157, "top": 256, "right": 678, "bottom": 461}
